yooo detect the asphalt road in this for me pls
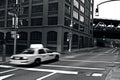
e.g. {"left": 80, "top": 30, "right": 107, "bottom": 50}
{"left": 0, "top": 47, "right": 120, "bottom": 80}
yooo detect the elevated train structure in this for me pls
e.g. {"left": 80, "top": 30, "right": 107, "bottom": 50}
{"left": 93, "top": 18, "right": 120, "bottom": 47}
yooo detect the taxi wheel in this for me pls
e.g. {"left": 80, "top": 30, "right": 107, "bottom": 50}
{"left": 34, "top": 58, "right": 41, "bottom": 66}
{"left": 55, "top": 55, "right": 59, "bottom": 61}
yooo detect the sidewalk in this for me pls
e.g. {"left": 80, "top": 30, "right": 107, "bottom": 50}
{"left": 61, "top": 47, "right": 97, "bottom": 54}
{"left": 105, "top": 66, "right": 120, "bottom": 80}
{"left": 0, "top": 56, "right": 10, "bottom": 64}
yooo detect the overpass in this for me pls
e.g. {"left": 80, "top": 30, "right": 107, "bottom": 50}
{"left": 94, "top": 18, "right": 120, "bottom": 39}
{"left": 93, "top": 18, "right": 120, "bottom": 47}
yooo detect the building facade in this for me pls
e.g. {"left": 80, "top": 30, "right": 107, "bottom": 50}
{"left": 0, "top": 0, "right": 94, "bottom": 55}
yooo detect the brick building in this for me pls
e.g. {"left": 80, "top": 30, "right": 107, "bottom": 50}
{"left": 0, "top": 0, "right": 94, "bottom": 55}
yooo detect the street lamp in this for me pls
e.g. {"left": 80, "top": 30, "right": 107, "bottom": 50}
{"left": 8, "top": 0, "right": 19, "bottom": 55}
{"left": 95, "top": 0, "right": 120, "bottom": 16}
{"left": 68, "top": 21, "right": 73, "bottom": 52}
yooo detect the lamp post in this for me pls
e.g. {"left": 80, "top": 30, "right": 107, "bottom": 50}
{"left": 8, "top": 0, "right": 19, "bottom": 55}
{"left": 68, "top": 1, "right": 74, "bottom": 52}
{"left": 68, "top": 21, "right": 73, "bottom": 52}
{"left": 95, "top": 0, "right": 120, "bottom": 16}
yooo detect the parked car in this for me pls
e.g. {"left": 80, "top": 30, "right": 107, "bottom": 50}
{"left": 9, "top": 48, "right": 60, "bottom": 65}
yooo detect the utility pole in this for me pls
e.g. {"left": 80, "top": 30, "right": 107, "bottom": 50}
{"left": 68, "top": 0, "right": 73, "bottom": 52}
{"left": 13, "top": 0, "right": 19, "bottom": 55}
{"left": 8, "top": 0, "right": 19, "bottom": 55}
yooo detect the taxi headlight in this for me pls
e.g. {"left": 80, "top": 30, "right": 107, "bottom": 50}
{"left": 22, "top": 57, "right": 28, "bottom": 60}
{"left": 10, "top": 56, "right": 14, "bottom": 59}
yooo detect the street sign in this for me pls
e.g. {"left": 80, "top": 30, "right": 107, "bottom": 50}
{"left": 8, "top": 12, "right": 15, "bottom": 16}
{"left": 11, "top": 31, "right": 16, "bottom": 35}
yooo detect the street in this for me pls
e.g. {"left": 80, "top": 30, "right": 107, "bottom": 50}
{"left": 0, "top": 47, "right": 120, "bottom": 80}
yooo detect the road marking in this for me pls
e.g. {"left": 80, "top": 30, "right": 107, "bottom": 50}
{"left": 63, "top": 54, "right": 84, "bottom": 58}
{"left": 22, "top": 68, "right": 78, "bottom": 75}
{"left": 0, "top": 74, "right": 14, "bottom": 80}
{"left": 0, "top": 65, "right": 78, "bottom": 75}
{"left": 36, "top": 72, "right": 56, "bottom": 80}
{"left": 42, "top": 65, "right": 105, "bottom": 70}
{"left": 61, "top": 59, "right": 120, "bottom": 64}
{"left": 0, "top": 68, "right": 19, "bottom": 74}
{"left": 92, "top": 73, "right": 103, "bottom": 77}
{"left": 0, "top": 65, "right": 13, "bottom": 68}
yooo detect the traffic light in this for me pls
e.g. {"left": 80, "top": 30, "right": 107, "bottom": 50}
{"left": 11, "top": 4, "right": 21, "bottom": 16}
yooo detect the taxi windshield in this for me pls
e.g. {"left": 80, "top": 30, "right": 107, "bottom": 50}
{"left": 22, "top": 48, "right": 34, "bottom": 54}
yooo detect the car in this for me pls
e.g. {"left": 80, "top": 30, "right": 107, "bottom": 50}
{"left": 9, "top": 48, "right": 60, "bottom": 65}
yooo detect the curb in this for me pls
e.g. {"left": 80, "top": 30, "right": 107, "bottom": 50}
{"left": 60, "top": 47, "right": 97, "bottom": 54}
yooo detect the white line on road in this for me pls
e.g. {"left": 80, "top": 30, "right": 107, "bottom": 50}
{"left": 0, "top": 68, "right": 18, "bottom": 74}
{"left": 0, "top": 65, "right": 13, "bottom": 68}
{"left": 22, "top": 68, "right": 78, "bottom": 75}
{"left": 63, "top": 54, "right": 85, "bottom": 58}
{"left": 42, "top": 65, "right": 105, "bottom": 71}
{"left": 36, "top": 72, "right": 56, "bottom": 80}
{"left": 0, "top": 65, "right": 78, "bottom": 75}
{"left": 0, "top": 74, "right": 14, "bottom": 80}
{"left": 61, "top": 59, "right": 120, "bottom": 64}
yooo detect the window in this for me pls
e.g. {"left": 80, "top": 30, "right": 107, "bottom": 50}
{"left": 64, "top": 32, "right": 69, "bottom": 45}
{"left": 65, "top": 4, "right": 71, "bottom": 15}
{"left": 21, "top": 0, "right": 29, "bottom": 3}
{"left": 31, "top": 18, "right": 43, "bottom": 26}
{"left": 73, "top": 10, "right": 78, "bottom": 20}
{"left": 74, "top": 0, "right": 79, "bottom": 8}
{"left": 0, "top": 0, "right": 6, "bottom": 7}
{"left": 47, "top": 31, "right": 57, "bottom": 44}
{"left": 48, "top": 3, "right": 58, "bottom": 11}
{"left": 46, "top": 49, "right": 53, "bottom": 53}
{"left": 22, "top": 7, "right": 29, "bottom": 14}
{"left": 8, "top": 0, "right": 16, "bottom": 4}
{"left": 38, "top": 49, "right": 45, "bottom": 54}
{"left": 19, "top": 19, "right": 28, "bottom": 26}
{"left": 0, "top": 10, "right": 5, "bottom": 18}
{"left": 30, "top": 31, "right": 42, "bottom": 43}
{"left": 80, "top": 25, "right": 84, "bottom": 31}
{"left": 0, "top": 21, "right": 4, "bottom": 27}
{"left": 7, "top": 20, "right": 12, "bottom": 27}
{"left": 72, "top": 34, "right": 78, "bottom": 45}
{"left": 48, "top": 17, "right": 58, "bottom": 25}
{"left": 80, "top": 15, "right": 84, "bottom": 22}
{"left": 80, "top": 5, "right": 84, "bottom": 13}
{"left": 32, "top": 5, "right": 43, "bottom": 13}
{"left": 64, "top": 18, "right": 71, "bottom": 26}
{"left": 73, "top": 22, "right": 79, "bottom": 30}
{"left": 22, "top": 49, "right": 34, "bottom": 54}
{"left": 32, "top": 0, "right": 43, "bottom": 2}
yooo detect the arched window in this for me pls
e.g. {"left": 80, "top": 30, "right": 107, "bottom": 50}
{"left": 47, "top": 31, "right": 57, "bottom": 44}
{"left": 64, "top": 32, "right": 69, "bottom": 45}
{"left": 0, "top": 32, "right": 4, "bottom": 40}
{"left": 30, "top": 31, "right": 42, "bottom": 43}
{"left": 6, "top": 32, "right": 13, "bottom": 43}
{"left": 72, "top": 34, "right": 78, "bottom": 45}
{"left": 18, "top": 32, "right": 28, "bottom": 43}
{"left": 0, "top": 32, "right": 4, "bottom": 45}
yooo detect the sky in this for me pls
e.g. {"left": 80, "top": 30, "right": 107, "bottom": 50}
{"left": 94, "top": 0, "right": 120, "bottom": 20}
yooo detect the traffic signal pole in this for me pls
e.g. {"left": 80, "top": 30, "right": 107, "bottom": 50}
{"left": 13, "top": 0, "right": 19, "bottom": 55}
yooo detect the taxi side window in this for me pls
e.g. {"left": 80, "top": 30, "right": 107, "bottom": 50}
{"left": 46, "top": 50, "right": 53, "bottom": 53}
{"left": 38, "top": 49, "right": 45, "bottom": 54}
